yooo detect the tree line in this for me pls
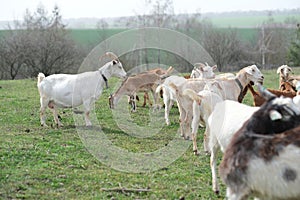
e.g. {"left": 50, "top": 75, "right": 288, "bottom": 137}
{"left": 0, "top": 2, "right": 299, "bottom": 79}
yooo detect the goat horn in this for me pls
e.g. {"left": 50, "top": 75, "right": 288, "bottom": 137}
{"left": 194, "top": 63, "right": 205, "bottom": 68}
{"left": 100, "top": 52, "right": 119, "bottom": 61}
{"left": 257, "top": 84, "right": 276, "bottom": 100}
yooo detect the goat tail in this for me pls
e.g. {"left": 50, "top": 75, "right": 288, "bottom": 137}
{"left": 183, "top": 89, "right": 202, "bottom": 104}
{"left": 37, "top": 73, "right": 45, "bottom": 85}
{"left": 155, "top": 84, "right": 163, "bottom": 94}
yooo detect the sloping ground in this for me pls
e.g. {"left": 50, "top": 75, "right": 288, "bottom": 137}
{"left": 1, "top": 68, "right": 299, "bottom": 199}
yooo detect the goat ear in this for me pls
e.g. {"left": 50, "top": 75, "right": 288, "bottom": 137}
{"left": 112, "top": 60, "right": 118, "bottom": 65}
{"left": 269, "top": 110, "right": 282, "bottom": 121}
{"left": 276, "top": 68, "right": 281, "bottom": 74}
{"left": 212, "top": 65, "right": 217, "bottom": 71}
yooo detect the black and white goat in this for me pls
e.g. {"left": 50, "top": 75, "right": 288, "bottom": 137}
{"left": 219, "top": 85, "right": 300, "bottom": 200}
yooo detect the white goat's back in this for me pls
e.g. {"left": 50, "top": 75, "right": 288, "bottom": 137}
{"left": 38, "top": 71, "right": 102, "bottom": 108}
{"left": 160, "top": 75, "right": 187, "bottom": 99}
{"left": 163, "top": 75, "right": 187, "bottom": 85}
{"left": 208, "top": 100, "right": 259, "bottom": 151}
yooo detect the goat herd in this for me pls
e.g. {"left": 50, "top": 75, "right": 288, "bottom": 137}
{"left": 37, "top": 52, "right": 300, "bottom": 200}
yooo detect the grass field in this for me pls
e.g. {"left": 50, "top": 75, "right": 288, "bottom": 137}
{"left": 69, "top": 29, "right": 126, "bottom": 46}
{"left": 209, "top": 14, "right": 300, "bottom": 28}
{"left": 1, "top": 68, "right": 300, "bottom": 199}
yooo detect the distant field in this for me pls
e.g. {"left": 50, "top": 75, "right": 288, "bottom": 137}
{"left": 0, "top": 13, "right": 299, "bottom": 46}
{"left": 209, "top": 13, "right": 300, "bottom": 28}
{"left": 69, "top": 28, "right": 126, "bottom": 46}
{"left": 67, "top": 28, "right": 261, "bottom": 46}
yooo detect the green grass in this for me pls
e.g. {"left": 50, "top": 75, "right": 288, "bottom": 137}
{"left": 1, "top": 68, "right": 300, "bottom": 199}
{"left": 69, "top": 29, "right": 126, "bottom": 46}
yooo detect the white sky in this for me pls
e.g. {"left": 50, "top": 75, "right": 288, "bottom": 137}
{"left": 0, "top": 0, "right": 299, "bottom": 21}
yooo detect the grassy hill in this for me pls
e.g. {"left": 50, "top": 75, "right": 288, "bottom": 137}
{"left": 69, "top": 28, "right": 126, "bottom": 46}
{"left": 208, "top": 13, "right": 300, "bottom": 28}
{"left": 1, "top": 68, "right": 299, "bottom": 199}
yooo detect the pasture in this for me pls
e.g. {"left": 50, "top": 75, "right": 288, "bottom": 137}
{"left": 1, "top": 67, "right": 299, "bottom": 199}
{"left": 209, "top": 13, "right": 300, "bottom": 28}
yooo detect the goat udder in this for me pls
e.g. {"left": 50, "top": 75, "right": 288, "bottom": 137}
{"left": 48, "top": 101, "right": 55, "bottom": 109}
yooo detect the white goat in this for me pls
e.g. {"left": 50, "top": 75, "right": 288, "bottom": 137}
{"left": 219, "top": 86, "right": 300, "bottom": 200}
{"left": 207, "top": 100, "right": 259, "bottom": 194}
{"left": 183, "top": 87, "right": 223, "bottom": 149}
{"left": 37, "top": 52, "right": 127, "bottom": 127}
{"left": 190, "top": 63, "right": 217, "bottom": 79}
{"left": 156, "top": 63, "right": 217, "bottom": 126}
{"left": 155, "top": 75, "right": 187, "bottom": 125}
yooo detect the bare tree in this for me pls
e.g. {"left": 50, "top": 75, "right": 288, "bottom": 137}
{"left": 96, "top": 19, "right": 109, "bottom": 42}
{"left": 202, "top": 26, "right": 243, "bottom": 71}
{"left": 0, "top": 29, "right": 26, "bottom": 79}
{"left": 288, "top": 23, "right": 300, "bottom": 66}
{"left": 0, "top": 4, "right": 82, "bottom": 79}
{"left": 22, "top": 5, "right": 81, "bottom": 76}
{"left": 148, "top": 0, "right": 175, "bottom": 28}
{"left": 249, "top": 14, "right": 294, "bottom": 69}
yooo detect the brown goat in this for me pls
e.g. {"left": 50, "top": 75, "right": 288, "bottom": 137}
{"left": 248, "top": 83, "right": 296, "bottom": 107}
{"left": 110, "top": 67, "right": 173, "bottom": 111}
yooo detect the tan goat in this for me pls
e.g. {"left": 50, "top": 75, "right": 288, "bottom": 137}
{"left": 277, "top": 65, "right": 300, "bottom": 90}
{"left": 109, "top": 67, "right": 172, "bottom": 111}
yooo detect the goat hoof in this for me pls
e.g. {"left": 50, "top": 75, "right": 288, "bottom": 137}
{"left": 185, "top": 136, "right": 191, "bottom": 141}
{"left": 214, "top": 190, "right": 220, "bottom": 196}
{"left": 193, "top": 150, "right": 199, "bottom": 155}
{"left": 85, "top": 123, "right": 92, "bottom": 127}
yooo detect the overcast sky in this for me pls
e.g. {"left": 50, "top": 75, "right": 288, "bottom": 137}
{"left": 0, "top": 0, "right": 299, "bottom": 21}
